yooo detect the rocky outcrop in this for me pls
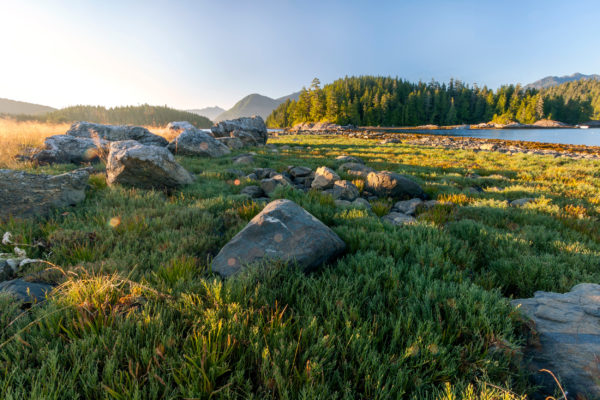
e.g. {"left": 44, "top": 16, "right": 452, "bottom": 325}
{"left": 365, "top": 171, "right": 425, "bottom": 200}
{"left": 167, "top": 129, "right": 230, "bottom": 157}
{"left": 512, "top": 284, "right": 600, "bottom": 399}
{"left": 30, "top": 135, "right": 105, "bottom": 164}
{"left": 211, "top": 116, "right": 268, "bottom": 146}
{"left": 212, "top": 199, "right": 346, "bottom": 277}
{"left": 216, "top": 137, "right": 244, "bottom": 150}
{"left": 0, "top": 168, "right": 90, "bottom": 219}
{"left": 106, "top": 141, "right": 194, "bottom": 189}
{"left": 67, "top": 121, "right": 168, "bottom": 147}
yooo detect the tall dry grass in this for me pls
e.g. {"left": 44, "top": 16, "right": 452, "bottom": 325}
{"left": 0, "top": 118, "right": 174, "bottom": 169}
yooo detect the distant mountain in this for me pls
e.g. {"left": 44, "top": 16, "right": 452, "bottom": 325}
{"left": 525, "top": 73, "right": 600, "bottom": 90}
{"left": 186, "top": 106, "right": 225, "bottom": 122}
{"left": 215, "top": 92, "right": 300, "bottom": 122}
{"left": 0, "top": 97, "right": 55, "bottom": 115}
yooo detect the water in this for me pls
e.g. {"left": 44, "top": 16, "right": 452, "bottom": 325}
{"left": 385, "top": 128, "right": 600, "bottom": 146}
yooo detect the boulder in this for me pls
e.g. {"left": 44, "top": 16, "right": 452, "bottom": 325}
{"left": 352, "top": 198, "right": 371, "bottom": 210}
{"left": 336, "top": 155, "right": 364, "bottom": 164}
{"left": 212, "top": 199, "right": 346, "bottom": 277}
{"left": 338, "top": 162, "right": 374, "bottom": 178}
{"left": 382, "top": 212, "right": 416, "bottom": 226}
{"left": 211, "top": 116, "right": 268, "bottom": 146}
{"left": 392, "top": 198, "right": 423, "bottom": 215}
{"left": 31, "top": 135, "right": 106, "bottom": 164}
{"left": 311, "top": 167, "right": 340, "bottom": 190}
{"left": 167, "top": 129, "right": 231, "bottom": 157}
{"left": 260, "top": 175, "right": 291, "bottom": 195}
{"left": 0, "top": 279, "right": 53, "bottom": 303}
{"left": 216, "top": 137, "right": 244, "bottom": 150}
{"left": 510, "top": 198, "right": 535, "bottom": 207}
{"left": 512, "top": 284, "right": 600, "bottom": 399}
{"left": 166, "top": 121, "right": 195, "bottom": 134}
{"left": 241, "top": 185, "right": 265, "bottom": 198}
{"left": 0, "top": 168, "right": 90, "bottom": 219}
{"left": 289, "top": 166, "right": 312, "bottom": 178}
{"left": 253, "top": 168, "right": 277, "bottom": 180}
{"left": 365, "top": 171, "right": 425, "bottom": 200}
{"left": 67, "top": 121, "right": 168, "bottom": 147}
{"left": 233, "top": 155, "right": 254, "bottom": 165}
{"left": 331, "top": 180, "right": 359, "bottom": 201}
{"left": 106, "top": 141, "right": 194, "bottom": 189}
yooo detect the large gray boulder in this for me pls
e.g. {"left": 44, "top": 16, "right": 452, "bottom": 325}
{"left": 0, "top": 279, "right": 53, "bottom": 303}
{"left": 211, "top": 116, "right": 268, "bottom": 146}
{"left": 331, "top": 180, "right": 359, "bottom": 201}
{"left": 167, "top": 129, "right": 230, "bottom": 157}
{"left": 212, "top": 199, "right": 346, "bottom": 277}
{"left": 0, "top": 168, "right": 90, "bottom": 219}
{"left": 512, "top": 284, "right": 600, "bottom": 399}
{"left": 106, "top": 141, "right": 194, "bottom": 189}
{"left": 32, "top": 135, "right": 106, "bottom": 164}
{"left": 365, "top": 171, "right": 425, "bottom": 199}
{"left": 67, "top": 121, "right": 168, "bottom": 147}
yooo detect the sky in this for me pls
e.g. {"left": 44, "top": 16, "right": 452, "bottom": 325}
{"left": 1, "top": 0, "right": 599, "bottom": 110}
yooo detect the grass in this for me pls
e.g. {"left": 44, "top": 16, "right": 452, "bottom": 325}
{"left": 1, "top": 131, "right": 597, "bottom": 398}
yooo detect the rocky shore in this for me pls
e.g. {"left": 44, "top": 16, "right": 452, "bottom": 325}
{"left": 274, "top": 126, "right": 600, "bottom": 160}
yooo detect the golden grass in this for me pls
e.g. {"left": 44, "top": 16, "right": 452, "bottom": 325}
{"left": 0, "top": 118, "right": 175, "bottom": 169}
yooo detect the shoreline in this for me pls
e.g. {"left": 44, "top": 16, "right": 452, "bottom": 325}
{"left": 272, "top": 128, "right": 600, "bottom": 159}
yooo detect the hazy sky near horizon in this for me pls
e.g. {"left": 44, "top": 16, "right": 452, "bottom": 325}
{"left": 1, "top": 0, "right": 599, "bottom": 110}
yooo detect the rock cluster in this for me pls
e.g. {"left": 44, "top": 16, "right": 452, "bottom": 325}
{"left": 512, "top": 284, "right": 600, "bottom": 399}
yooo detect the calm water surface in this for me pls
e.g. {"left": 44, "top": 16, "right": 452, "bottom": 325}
{"left": 386, "top": 128, "right": 600, "bottom": 146}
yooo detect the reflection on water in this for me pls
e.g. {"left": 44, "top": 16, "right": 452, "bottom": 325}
{"left": 386, "top": 128, "right": 600, "bottom": 146}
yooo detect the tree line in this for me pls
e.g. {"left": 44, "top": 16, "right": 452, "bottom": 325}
{"left": 266, "top": 76, "right": 600, "bottom": 127}
{"left": 5, "top": 104, "right": 212, "bottom": 128}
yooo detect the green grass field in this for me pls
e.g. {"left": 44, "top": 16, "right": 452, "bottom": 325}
{"left": 2, "top": 134, "right": 599, "bottom": 399}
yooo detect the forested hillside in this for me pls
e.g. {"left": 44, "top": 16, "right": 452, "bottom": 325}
{"left": 267, "top": 76, "right": 600, "bottom": 127}
{"left": 10, "top": 104, "right": 212, "bottom": 128}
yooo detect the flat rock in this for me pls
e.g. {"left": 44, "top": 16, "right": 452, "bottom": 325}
{"left": 382, "top": 212, "right": 416, "bottom": 226}
{"left": 311, "top": 166, "right": 340, "bottom": 190}
{"left": 106, "top": 141, "right": 194, "bottom": 189}
{"left": 211, "top": 116, "right": 268, "bottom": 146}
{"left": 0, "top": 279, "right": 53, "bottom": 303}
{"left": 0, "top": 168, "right": 90, "bottom": 219}
{"left": 67, "top": 121, "right": 168, "bottom": 147}
{"left": 393, "top": 198, "right": 423, "bottom": 215}
{"left": 212, "top": 199, "right": 346, "bottom": 277}
{"left": 365, "top": 171, "right": 425, "bottom": 200}
{"left": 167, "top": 129, "right": 230, "bottom": 157}
{"left": 512, "top": 284, "right": 600, "bottom": 398}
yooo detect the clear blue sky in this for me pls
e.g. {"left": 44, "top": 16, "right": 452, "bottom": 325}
{"left": 1, "top": 0, "right": 598, "bottom": 110}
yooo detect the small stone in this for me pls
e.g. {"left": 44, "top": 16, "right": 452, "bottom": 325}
{"left": 392, "top": 198, "right": 423, "bottom": 215}
{"left": 382, "top": 212, "right": 416, "bottom": 226}
{"left": 331, "top": 180, "right": 360, "bottom": 201}
{"left": 510, "top": 198, "right": 535, "bottom": 207}
{"left": 241, "top": 185, "right": 265, "bottom": 198}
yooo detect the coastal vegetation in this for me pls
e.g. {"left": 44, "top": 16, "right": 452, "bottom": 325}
{"left": 4, "top": 104, "right": 212, "bottom": 128}
{"left": 266, "top": 76, "right": 600, "bottom": 127}
{"left": 2, "top": 129, "right": 599, "bottom": 398}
